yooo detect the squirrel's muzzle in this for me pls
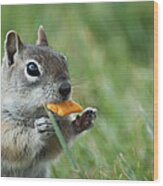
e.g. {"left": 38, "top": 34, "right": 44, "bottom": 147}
{"left": 59, "top": 82, "right": 71, "bottom": 98}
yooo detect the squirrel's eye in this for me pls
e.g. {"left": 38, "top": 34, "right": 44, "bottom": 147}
{"left": 27, "top": 62, "right": 40, "bottom": 76}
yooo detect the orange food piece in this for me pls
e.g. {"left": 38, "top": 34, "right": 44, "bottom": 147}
{"left": 47, "top": 100, "right": 83, "bottom": 117}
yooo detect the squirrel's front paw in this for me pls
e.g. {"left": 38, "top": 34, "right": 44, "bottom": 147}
{"left": 72, "top": 107, "right": 97, "bottom": 134}
{"left": 34, "top": 117, "right": 55, "bottom": 138}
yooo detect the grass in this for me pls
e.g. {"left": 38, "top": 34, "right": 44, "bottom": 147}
{"left": 44, "top": 105, "right": 85, "bottom": 178}
{"left": 1, "top": 2, "right": 154, "bottom": 180}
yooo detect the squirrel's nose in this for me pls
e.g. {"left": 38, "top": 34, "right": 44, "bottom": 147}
{"left": 59, "top": 82, "right": 71, "bottom": 97}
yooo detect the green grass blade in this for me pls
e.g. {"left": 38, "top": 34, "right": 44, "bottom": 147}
{"left": 44, "top": 105, "right": 84, "bottom": 178}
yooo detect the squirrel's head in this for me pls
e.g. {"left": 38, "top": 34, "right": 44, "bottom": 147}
{"left": 2, "top": 26, "right": 71, "bottom": 118}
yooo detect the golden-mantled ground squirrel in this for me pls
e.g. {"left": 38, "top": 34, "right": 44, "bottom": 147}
{"left": 1, "top": 26, "right": 96, "bottom": 177}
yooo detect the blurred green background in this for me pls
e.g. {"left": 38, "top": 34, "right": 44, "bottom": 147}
{"left": 1, "top": 2, "right": 154, "bottom": 180}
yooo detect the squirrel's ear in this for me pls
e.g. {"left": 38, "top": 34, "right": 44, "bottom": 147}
{"left": 36, "top": 25, "right": 48, "bottom": 46}
{"left": 5, "top": 31, "right": 24, "bottom": 66}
